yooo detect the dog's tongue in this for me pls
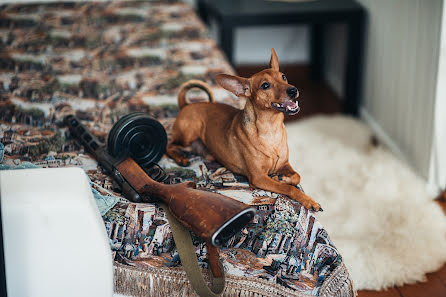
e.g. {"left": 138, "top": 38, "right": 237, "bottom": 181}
{"left": 283, "top": 100, "right": 298, "bottom": 111}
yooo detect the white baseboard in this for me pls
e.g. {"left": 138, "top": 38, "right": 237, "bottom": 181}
{"left": 361, "top": 107, "right": 440, "bottom": 198}
{"left": 360, "top": 107, "right": 408, "bottom": 165}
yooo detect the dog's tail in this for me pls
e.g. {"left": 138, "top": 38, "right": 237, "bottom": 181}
{"left": 177, "top": 80, "right": 215, "bottom": 109}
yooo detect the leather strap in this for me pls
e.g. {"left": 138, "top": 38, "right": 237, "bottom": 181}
{"left": 160, "top": 203, "right": 226, "bottom": 297}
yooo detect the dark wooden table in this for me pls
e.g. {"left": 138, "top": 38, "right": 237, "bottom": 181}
{"left": 197, "top": 0, "right": 366, "bottom": 115}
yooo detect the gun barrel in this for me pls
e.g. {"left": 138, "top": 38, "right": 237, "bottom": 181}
{"left": 64, "top": 115, "right": 143, "bottom": 202}
{"left": 64, "top": 115, "right": 109, "bottom": 164}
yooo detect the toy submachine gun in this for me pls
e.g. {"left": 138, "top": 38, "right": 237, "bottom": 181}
{"left": 64, "top": 113, "right": 256, "bottom": 296}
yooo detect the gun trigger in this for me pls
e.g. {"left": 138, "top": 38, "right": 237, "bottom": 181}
{"left": 142, "top": 163, "right": 170, "bottom": 184}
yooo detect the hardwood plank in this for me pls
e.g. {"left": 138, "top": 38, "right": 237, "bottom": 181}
{"left": 431, "top": 194, "right": 446, "bottom": 289}
{"left": 357, "top": 288, "right": 401, "bottom": 297}
{"left": 357, "top": 265, "right": 446, "bottom": 297}
{"left": 436, "top": 196, "right": 446, "bottom": 215}
{"left": 435, "top": 264, "right": 446, "bottom": 288}
{"left": 397, "top": 273, "right": 446, "bottom": 297}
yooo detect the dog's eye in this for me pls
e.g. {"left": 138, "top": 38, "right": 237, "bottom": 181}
{"left": 282, "top": 74, "right": 287, "bottom": 81}
{"left": 261, "top": 82, "right": 270, "bottom": 90}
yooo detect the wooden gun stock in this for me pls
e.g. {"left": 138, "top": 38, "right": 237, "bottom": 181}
{"left": 116, "top": 158, "right": 255, "bottom": 246}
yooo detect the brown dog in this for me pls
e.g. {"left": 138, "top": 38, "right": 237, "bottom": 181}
{"left": 167, "top": 49, "right": 322, "bottom": 211}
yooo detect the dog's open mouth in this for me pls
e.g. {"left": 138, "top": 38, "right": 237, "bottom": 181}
{"left": 271, "top": 100, "right": 300, "bottom": 115}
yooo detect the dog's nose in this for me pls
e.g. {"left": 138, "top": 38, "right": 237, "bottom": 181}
{"left": 287, "top": 87, "right": 298, "bottom": 98}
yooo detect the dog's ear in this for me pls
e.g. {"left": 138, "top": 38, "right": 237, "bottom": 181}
{"left": 215, "top": 74, "right": 251, "bottom": 97}
{"left": 269, "top": 48, "right": 279, "bottom": 71}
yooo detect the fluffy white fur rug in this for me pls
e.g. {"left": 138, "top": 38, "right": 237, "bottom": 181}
{"left": 286, "top": 115, "right": 446, "bottom": 290}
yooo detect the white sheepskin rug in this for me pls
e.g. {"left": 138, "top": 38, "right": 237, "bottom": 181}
{"left": 286, "top": 115, "right": 446, "bottom": 290}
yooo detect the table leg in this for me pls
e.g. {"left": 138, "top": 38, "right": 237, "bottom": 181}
{"left": 343, "top": 13, "right": 365, "bottom": 116}
{"left": 310, "top": 23, "right": 324, "bottom": 81}
{"left": 219, "top": 19, "right": 235, "bottom": 65}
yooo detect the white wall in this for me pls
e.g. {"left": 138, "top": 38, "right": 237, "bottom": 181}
{"left": 208, "top": 21, "right": 310, "bottom": 66}
{"left": 429, "top": 0, "right": 446, "bottom": 193}
{"left": 233, "top": 26, "right": 309, "bottom": 65}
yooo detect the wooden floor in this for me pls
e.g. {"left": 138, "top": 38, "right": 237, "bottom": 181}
{"left": 235, "top": 64, "right": 446, "bottom": 297}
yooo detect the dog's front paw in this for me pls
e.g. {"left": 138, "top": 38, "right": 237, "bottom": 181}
{"left": 271, "top": 174, "right": 298, "bottom": 185}
{"left": 271, "top": 173, "right": 300, "bottom": 186}
{"left": 302, "top": 200, "right": 323, "bottom": 212}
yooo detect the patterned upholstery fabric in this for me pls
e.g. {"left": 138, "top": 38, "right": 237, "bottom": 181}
{"left": 0, "top": 1, "right": 354, "bottom": 296}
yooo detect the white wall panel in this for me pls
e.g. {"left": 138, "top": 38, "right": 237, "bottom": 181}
{"left": 356, "top": 0, "right": 443, "bottom": 183}
{"left": 429, "top": 0, "right": 446, "bottom": 193}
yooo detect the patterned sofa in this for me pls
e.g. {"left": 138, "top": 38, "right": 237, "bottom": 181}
{"left": 0, "top": 1, "right": 354, "bottom": 296}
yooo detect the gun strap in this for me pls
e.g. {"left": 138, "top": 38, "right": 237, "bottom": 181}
{"left": 160, "top": 203, "right": 225, "bottom": 297}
